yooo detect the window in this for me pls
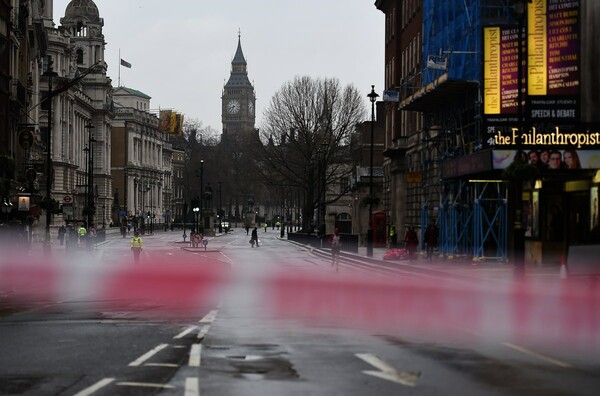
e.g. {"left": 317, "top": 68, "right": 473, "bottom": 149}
{"left": 76, "top": 49, "right": 83, "bottom": 64}
{"left": 340, "top": 177, "right": 350, "bottom": 195}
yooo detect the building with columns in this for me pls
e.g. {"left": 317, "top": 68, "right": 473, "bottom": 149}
{"left": 111, "top": 86, "right": 173, "bottom": 231}
{"left": 52, "top": 0, "right": 114, "bottom": 228}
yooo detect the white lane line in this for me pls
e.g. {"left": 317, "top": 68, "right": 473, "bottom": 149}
{"left": 501, "top": 342, "right": 573, "bottom": 368}
{"left": 128, "top": 343, "right": 169, "bottom": 366}
{"left": 144, "top": 362, "right": 180, "bottom": 368}
{"left": 116, "top": 382, "right": 175, "bottom": 389}
{"left": 197, "top": 325, "right": 210, "bottom": 340}
{"left": 73, "top": 378, "right": 115, "bottom": 396}
{"left": 356, "top": 353, "right": 396, "bottom": 372}
{"left": 356, "top": 353, "right": 420, "bottom": 387}
{"left": 185, "top": 377, "right": 200, "bottom": 396}
{"left": 199, "top": 310, "right": 218, "bottom": 324}
{"left": 189, "top": 344, "right": 202, "bottom": 367}
{"left": 174, "top": 326, "right": 198, "bottom": 339}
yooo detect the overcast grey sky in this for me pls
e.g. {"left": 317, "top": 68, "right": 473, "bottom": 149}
{"left": 53, "top": 0, "right": 384, "bottom": 133}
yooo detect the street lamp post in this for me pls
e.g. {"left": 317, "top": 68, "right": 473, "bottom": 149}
{"left": 193, "top": 206, "right": 199, "bottom": 234}
{"left": 321, "top": 142, "right": 328, "bottom": 236}
{"left": 85, "top": 122, "right": 95, "bottom": 228}
{"left": 42, "top": 63, "right": 58, "bottom": 250}
{"left": 199, "top": 160, "right": 204, "bottom": 232}
{"left": 218, "top": 181, "right": 223, "bottom": 233}
{"left": 366, "top": 85, "right": 379, "bottom": 257}
{"left": 145, "top": 181, "right": 150, "bottom": 234}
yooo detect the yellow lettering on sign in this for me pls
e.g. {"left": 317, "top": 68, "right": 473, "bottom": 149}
{"left": 484, "top": 27, "right": 501, "bottom": 114}
{"left": 528, "top": 0, "right": 547, "bottom": 95}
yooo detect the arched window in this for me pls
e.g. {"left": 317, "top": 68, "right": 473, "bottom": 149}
{"left": 76, "top": 21, "right": 86, "bottom": 37}
{"left": 76, "top": 49, "right": 83, "bottom": 64}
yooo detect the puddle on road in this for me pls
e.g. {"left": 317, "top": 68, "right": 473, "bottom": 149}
{"left": 210, "top": 344, "right": 299, "bottom": 381}
{"left": 0, "top": 377, "right": 45, "bottom": 394}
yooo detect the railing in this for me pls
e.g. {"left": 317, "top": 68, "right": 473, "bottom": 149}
{"left": 287, "top": 232, "right": 359, "bottom": 253}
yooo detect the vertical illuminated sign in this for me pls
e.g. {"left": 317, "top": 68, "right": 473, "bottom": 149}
{"left": 528, "top": 0, "right": 547, "bottom": 95}
{"left": 484, "top": 27, "right": 501, "bottom": 114}
{"left": 546, "top": 0, "right": 579, "bottom": 95}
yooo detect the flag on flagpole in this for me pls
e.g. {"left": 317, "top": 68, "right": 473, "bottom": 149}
{"left": 120, "top": 59, "right": 132, "bottom": 68}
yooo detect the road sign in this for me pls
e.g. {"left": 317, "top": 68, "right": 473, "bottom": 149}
{"left": 63, "top": 195, "right": 72, "bottom": 203}
{"left": 18, "top": 128, "right": 34, "bottom": 150}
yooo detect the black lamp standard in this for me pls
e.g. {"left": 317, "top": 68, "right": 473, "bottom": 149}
{"left": 321, "top": 142, "right": 328, "bottom": 235}
{"left": 366, "top": 85, "right": 379, "bottom": 257}
{"left": 42, "top": 63, "right": 58, "bottom": 250}
{"left": 218, "top": 181, "right": 223, "bottom": 233}
{"left": 145, "top": 181, "right": 150, "bottom": 234}
{"left": 199, "top": 160, "right": 204, "bottom": 232}
{"left": 150, "top": 181, "right": 155, "bottom": 235}
{"left": 85, "top": 122, "right": 95, "bottom": 228}
{"left": 193, "top": 205, "right": 199, "bottom": 234}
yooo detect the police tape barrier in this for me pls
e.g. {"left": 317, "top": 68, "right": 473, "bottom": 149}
{"left": 0, "top": 252, "right": 230, "bottom": 318}
{"left": 264, "top": 269, "right": 600, "bottom": 351}
{"left": 2, "top": 253, "right": 598, "bottom": 351}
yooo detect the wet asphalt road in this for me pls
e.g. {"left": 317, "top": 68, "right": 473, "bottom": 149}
{"left": 0, "top": 229, "right": 599, "bottom": 395}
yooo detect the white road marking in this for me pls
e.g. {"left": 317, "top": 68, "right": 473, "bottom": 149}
{"left": 128, "top": 343, "right": 169, "bottom": 366}
{"left": 501, "top": 342, "right": 572, "bottom": 368}
{"left": 185, "top": 377, "right": 200, "bottom": 396}
{"left": 174, "top": 326, "right": 198, "bottom": 339}
{"left": 74, "top": 378, "right": 115, "bottom": 396}
{"left": 197, "top": 325, "right": 210, "bottom": 340}
{"left": 199, "top": 310, "right": 218, "bottom": 324}
{"left": 144, "top": 362, "right": 180, "bottom": 367}
{"left": 116, "top": 382, "right": 175, "bottom": 389}
{"left": 356, "top": 353, "right": 420, "bottom": 387}
{"left": 189, "top": 344, "right": 202, "bottom": 367}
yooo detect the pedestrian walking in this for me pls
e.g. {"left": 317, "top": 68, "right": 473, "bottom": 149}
{"left": 58, "top": 225, "right": 66, "bottom": 246}
{"left": 389, "top": 225, "right": 397, "bottom": 248}
{"left": 245, "top": 225, "right": 250, "bottom": 235}
{"left": 327, "top": 228, "right": 342, "bottom": 271}
{"left": 424, "top": 220, "right": 438, "bottom": 261}
{"left": 404, "top": 226, "right": 418, "bottom": 260}
{"left": 77, "top": 224, "right": 87, "bottom": 246}
{"left": 251, "top": 227, "right": 259, "bottom": 247}
{"left": 264, "top": 223, "right": 268, "bottom": 232}
{"left": 130, "top": 231, "right": 144, "bottom": 263}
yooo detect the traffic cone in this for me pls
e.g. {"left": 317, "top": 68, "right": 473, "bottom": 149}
{"left": 559, "top": 256, "right": 568, "bottom": 280}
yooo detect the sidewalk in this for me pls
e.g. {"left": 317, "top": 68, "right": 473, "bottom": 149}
{"left": 331, "top": 245, "right": 568, "bottom": 282}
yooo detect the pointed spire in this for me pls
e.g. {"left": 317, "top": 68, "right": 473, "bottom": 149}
{"left": 232, "top": 30, "right": 247, "bottom": 66}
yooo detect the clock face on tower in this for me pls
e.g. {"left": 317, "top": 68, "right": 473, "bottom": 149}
{"left": 227, "top": 100, "right": 240, "bottom": 114}
{"left": 248, "top": 102, "right": 254, "bottom": 115}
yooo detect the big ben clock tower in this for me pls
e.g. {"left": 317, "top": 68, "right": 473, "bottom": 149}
{"left": 222, "top": 33, "right": 256, "bottom": 139}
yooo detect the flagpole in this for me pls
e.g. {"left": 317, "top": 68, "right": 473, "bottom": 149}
{"left": 118, "top": 48, "right": 121, "bottom": 87}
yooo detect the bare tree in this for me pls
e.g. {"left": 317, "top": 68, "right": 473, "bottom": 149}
{"left": 260, "top": 76, "right": 366, "bottom": 231}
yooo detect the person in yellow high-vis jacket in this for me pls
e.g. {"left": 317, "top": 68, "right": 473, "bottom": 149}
{"left": 130, "top": 231, "right": 144, "bottom": 263}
